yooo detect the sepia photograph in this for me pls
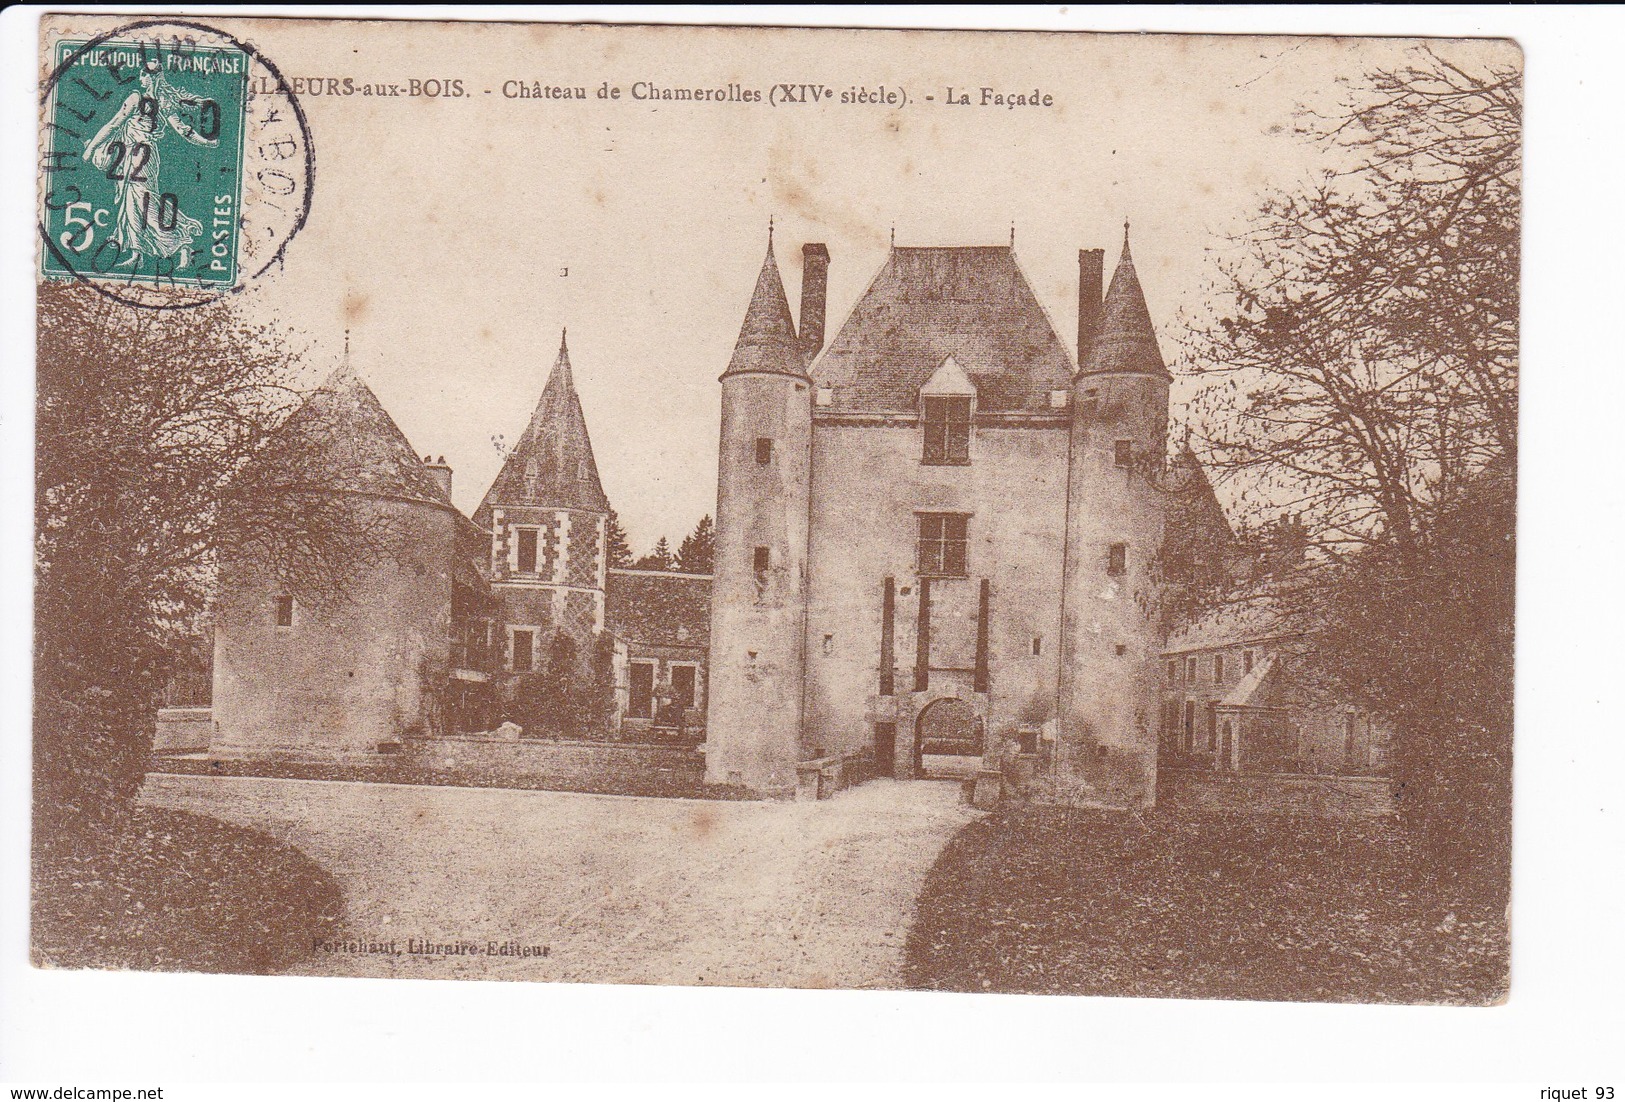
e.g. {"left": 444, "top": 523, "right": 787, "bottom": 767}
{"left": 11, "top": 5, "right": 1619, "bottom": 1093}
{"left": 27, "top": 13, "right": 1519, "bottom": 1004}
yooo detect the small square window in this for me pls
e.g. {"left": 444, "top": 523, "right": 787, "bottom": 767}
{"left": 1114, "top": 440, "right": 1134, "bottom": 468}
{"left": 755, "top": 437, "right": 773, "bottom": 465}
{"left": 273, "top": 595, "right": 294, "bottom": 628}
{"left": 1115, "top": 643, "right": 1127, "bottom": 657}
{"left": 1107, "top": 543, "right": 1128, "bottom": 576}
{"left": 1018, "top": 728, "right": 1040, "bottom": 755}
{"left": 1049, "top": 390, "right": 1069, "bottom": 409}
{"left": 816, "top": 386, "right": 834, "bottom": 407}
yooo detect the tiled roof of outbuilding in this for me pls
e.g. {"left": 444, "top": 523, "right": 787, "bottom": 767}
{"left": 605, "top": 569, "right": 711, "bottom": 649}
{"left": 810, "top": 246, "right": 1075, "bottom": 413}
{"left": 1163, "top": 593, "right": 1297, "bottom": 654}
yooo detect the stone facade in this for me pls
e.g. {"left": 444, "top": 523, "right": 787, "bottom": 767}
{"left": 705, "top": 230, "right": 1176, "bottom": 808}
{"left": 1158, "top": 601, "right": 1394, "bottom": 777}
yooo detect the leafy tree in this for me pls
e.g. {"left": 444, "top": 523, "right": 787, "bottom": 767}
{"left": 675, "top": 514, "right": 715, "bottom": 574}
{"left": 604, "top": 508, "right": 634, "bottom": 570}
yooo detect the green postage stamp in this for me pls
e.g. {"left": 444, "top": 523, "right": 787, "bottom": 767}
{"left": 42, "top": 37, "right": 249, "bottom": 288}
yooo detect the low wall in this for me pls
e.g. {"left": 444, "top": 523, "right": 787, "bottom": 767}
{"left": 401, "top": 733, "right": 705, "bottom": 789}
{"left": 796, "top": 747, "right": 876, "bottom": 802}
{"left": 1157, "top": 767, "right": 1397, "bottom": 819}
{"left": 154, "top": 706, "right": 212, "bottom": 753}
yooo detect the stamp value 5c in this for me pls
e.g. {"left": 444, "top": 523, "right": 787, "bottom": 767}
{"left": 43, "top": 37, "right": 249, "bottom": 288}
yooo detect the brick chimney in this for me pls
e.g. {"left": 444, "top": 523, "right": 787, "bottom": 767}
{"left": 799, "top": 242, "right": 830, "bottom": 359}
{"left": 1078, "top": 247, "right": 1105, "bottom": 367}
{"left": 425, "top": 455, "right": 452, "bottom": 499}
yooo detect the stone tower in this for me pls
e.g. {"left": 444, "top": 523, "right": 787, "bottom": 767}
{"left": 211, "top": 361, "right": 464, "bottom": 759}
{"left": 475, "top": 331, "right": 612, "bottom": 657}
{"left": 705, "top": 233, "right": 814, "bottom": 793}
{"left": 1056, "top": 226, "right": 1172, "bottom": 808}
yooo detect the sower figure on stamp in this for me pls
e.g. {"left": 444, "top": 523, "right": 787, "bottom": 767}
{"left": 83, "top": 56, "right": 217, "bottom": 270}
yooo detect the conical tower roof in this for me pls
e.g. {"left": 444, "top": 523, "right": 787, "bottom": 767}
{"left": 722, "top": 237, "right": 807, "bottom": 380}
{"left": 1084, "top": 226, "right": 1170, "bottom": 379}
{"left": 477, "top": 331, "right": 611, "bottom": 520}
{"left": 248, "top": 360, "right": 454, "bottom": 508}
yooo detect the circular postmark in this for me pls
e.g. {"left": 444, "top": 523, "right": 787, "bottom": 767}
{"left": 38, "top": 18, "right": 314, "bottom": 310}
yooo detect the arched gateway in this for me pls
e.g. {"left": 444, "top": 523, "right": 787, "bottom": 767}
{"left": 915, "top": 697, "right": 983, "bottom": 767}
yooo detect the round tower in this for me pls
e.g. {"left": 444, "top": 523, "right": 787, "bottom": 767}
{"left": 705, "top": 232, "right": 813, "bottom": 794}
{"left": 211, "top": 362, "right": 463, "bottom": 761}
{"left": 1055, "top": 225, "right": 1172, "bottom": 808}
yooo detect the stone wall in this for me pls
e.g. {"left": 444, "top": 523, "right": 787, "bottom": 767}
{"left": 154, "top": 706, "right": 212, "bottom": 753}
{"left": 211, "top": 495, "right": 458, "bottom": 760}
{"left": 1157, "top": 767, "right": 1397, "bottom": 819}
{"left": 400, "top": 733, "right": 704, "bottom": 788}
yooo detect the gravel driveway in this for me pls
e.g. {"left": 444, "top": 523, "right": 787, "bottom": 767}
{"left": 140, "top": 773, "right": 975, "bottom": 990}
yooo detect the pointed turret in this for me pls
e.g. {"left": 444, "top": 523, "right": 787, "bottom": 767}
{"left": 1084, "top": 225, "right": 1171, "bottom": 380}
{"left": 722, "top": 238, "right": 807, "bottom": 380}
{"left": 1056, "top": 224, "right": 1173, "bottom": 810}
{"left": 707, "top": 228, "right": 814, "bottom": 794}
{"left": 477, "top": 330, "right": 611, "bottom": 520}
{"left": 252, "top": 360, "right": 454, "bottom": 508}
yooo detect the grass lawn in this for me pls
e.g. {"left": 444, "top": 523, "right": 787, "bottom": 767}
{"left": 904, "top": 804, "right": 1508, "bottom": 1005}
{"left": 33, "top": 806, "right": 345, "bottom": 975}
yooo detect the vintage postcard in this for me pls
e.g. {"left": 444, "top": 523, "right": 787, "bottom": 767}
{"left": 31, "top": 14, "right": 1518, "bottom": 1004}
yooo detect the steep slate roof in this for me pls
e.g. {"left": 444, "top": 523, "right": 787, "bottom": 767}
{"left": 723, "top": 240, "right": 808, "bottom": 380}
{"left": 1163, "top": 592, "right": 1298, "bottom": 654}
{"left": 1219, "top": 655, "right": 1283, "bottom": 709}
{"left": 476, "top": 332, "right": 611, "bottom": 522}
{"left": 1085, "top": 230, "right": 1171, "bottom": 379}
{"left": 1162, "top": 444, "right": 1237, "bottom": 571}
{"left": 605, "top": 569, "right": 711, "bottom": 649}
{"left": 810, "top": 245, "right": 1075, "bottom": 413}
{"left": 249, "top": 361, "right": 454, "bottom": 508}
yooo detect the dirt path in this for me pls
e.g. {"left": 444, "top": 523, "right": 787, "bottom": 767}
{"left": 139, "top": 773, "right": 975, "bottom": 990}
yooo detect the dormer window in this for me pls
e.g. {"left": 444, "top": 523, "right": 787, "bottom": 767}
{"left": 922, "top": 397, "right": 971, "bottom": 466}
{"left": 920, "top": 354, "right": 976, "bottom": 466}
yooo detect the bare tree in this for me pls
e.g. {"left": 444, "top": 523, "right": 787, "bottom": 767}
{"left": 35, "top": 282, "right": 392, "bottom": 822}
{"left": 1182, "top": 45, "right": 1519, "bottom": 564}
{"left": 1179, "top": 48, "right": 1519, "bottom": 873}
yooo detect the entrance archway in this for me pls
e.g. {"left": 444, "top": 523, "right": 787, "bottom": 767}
{"left": 916, "top": 697, "right": 982, "bottom": 760}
